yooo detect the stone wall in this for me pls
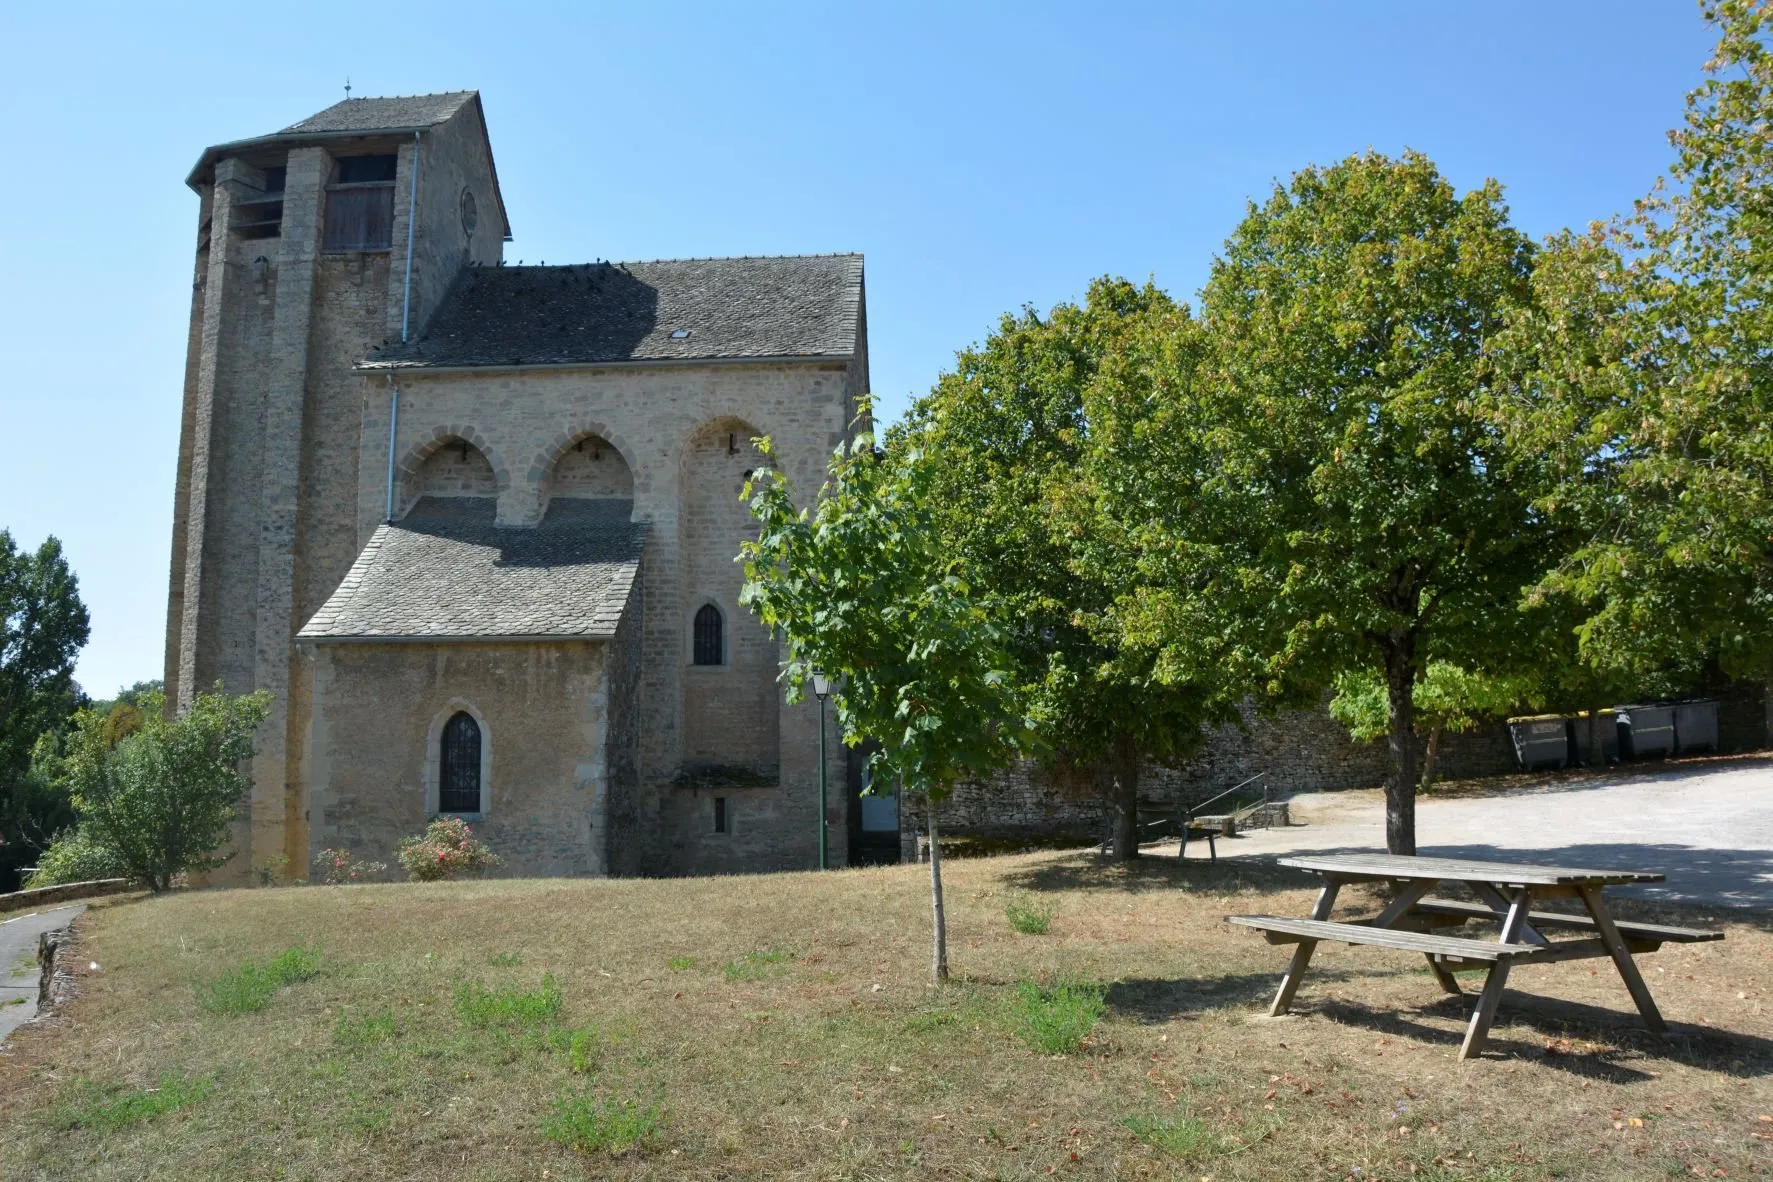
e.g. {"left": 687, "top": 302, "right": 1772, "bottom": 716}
{"left": 307, "top": 640, "right": 612, "bottom": 877}
{"left": 902, "top": 683, "right": 1770, "bottom": 852}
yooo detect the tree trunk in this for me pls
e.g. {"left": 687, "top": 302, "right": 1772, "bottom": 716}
{"left": 1383, "top": 636, "right": 1419, "bottom": 856}
{"left": 1109, "top": 731, "right": 1141, "bottom": 861}
{"left": 1419, "top": 726, "right": 1442, "bottom": 790}
{"left": 927, "top": 802, "right": 949, "bottom": 984}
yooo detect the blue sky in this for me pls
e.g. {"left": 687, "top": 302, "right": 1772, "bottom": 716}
{"left": 0, "top": 2, "right": 1721, "bottom": 699}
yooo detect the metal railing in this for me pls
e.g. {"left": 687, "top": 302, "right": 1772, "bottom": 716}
{"left": 1098, "top": 770, "right": 1278, "bottom": 854}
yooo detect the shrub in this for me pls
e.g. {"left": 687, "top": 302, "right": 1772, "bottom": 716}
{"left": 1007, "top": 979, "right": 1106, "bottom": 1055}
{"left": 54, "top": 686, "right": 272, "bottom": 893}
{"left": 55, "top": 1071, "right": 214, "bottom": 1133}
{"left": 24, "top": 826, "right": 127, "bottom": 888}
{"left": 453, "top": 971, "right": 562, "bottom": 1028}
{"left": 1004, "top": 898, "right": 1055, "bottom": 935}
{"left": 540, "top": 1086, "right": 664, "bottom": 1154}
{"left": 199, "top": 945, "right": 322, "bottom": 1014}
{"left": 311, "top": 848, "right": 386, "bottom": 885}
{"left": 396, "top": 817, "right": 502, "bottom": 882}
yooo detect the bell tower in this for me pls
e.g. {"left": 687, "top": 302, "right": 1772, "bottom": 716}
{"left": 165, "top": 92, "right": 509, "bottom": 881}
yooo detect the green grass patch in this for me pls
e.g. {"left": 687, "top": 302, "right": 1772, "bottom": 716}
{"left": 3, "top": 996, "right": 25, "bottom": 1007}
{"left": 486, "top": 952, "right": 522, "bottom": 967}
{"left": 723, "top": 948, "right": 793, "bottom": 982}
{"left": 904, "top": 1008, "right": 959, "bottom": 1032}
{"left": 545, "top": 1025, "right": 601, "bottom": 1073}
{"left": 1121, "top": 1111, "right": 1218, "bottom": 1159}
{"left": 332, "top": 1006, "right": 398, "bottom": 1046}
{"left": 198, "top": 945, "right": 321, "bottom": 1014}
{"left": 453, "top": 971, "right": 563, "bottom": 1028}
{"left": 1007, "top": 979, "right": 1106, "bottom": 1054}
{"left": 55, "top": 1071, "right": 214, "bottom": 1133}
{"left": 540, "top": 1086, "right": 664, "bottom": 1154}
{"left": 666, "top": 955, "right": 695, "bottom": 972}
{"left": 1004, "top": 897, "right": 1055, "bottom": 934}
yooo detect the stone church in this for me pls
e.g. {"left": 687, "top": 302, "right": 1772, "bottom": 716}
{"left": 165, "top": 92, "right": 893, "bottom": 882}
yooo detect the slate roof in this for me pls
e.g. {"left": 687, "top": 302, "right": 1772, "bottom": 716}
{"left": 297, "top": 498, "right": 646, "bottom": 642}
{"left": 278, "top": 92, "right": 478, "bottom": 135}
{"left": 360, "top": 254, "right": 864, "bottom": 370}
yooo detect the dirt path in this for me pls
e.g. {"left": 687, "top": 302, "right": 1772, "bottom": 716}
{"left": 1212, "top": 757, "right": 1773, "bottom": 909}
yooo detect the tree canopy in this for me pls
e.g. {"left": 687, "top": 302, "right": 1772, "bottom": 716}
{"left": 0, "top": 530, "right": 90, "bottom": 889}
{"left": 1121, "top": 151, "right": 1555, "bottom": 853}
{"left": 899, "top": 279, "right": 1244, "bottom": 858}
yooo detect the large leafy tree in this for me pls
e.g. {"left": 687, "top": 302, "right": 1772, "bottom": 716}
{"left": 1500, "top": 1, "right": 1773, "bottom": 682}
{"left": 1143, "top": 152, "right": 1552, "bottom": 854}
{"left": 0, "top": 531, "right": 90, "bottom": 889}
{"left": 901, "top": 279, "right": 1242, "bottom": 859}
{"left": 57, "top": 686, "right": 271, "bottom": 893}
{"left": 740, "top": 423, "right": 1032, "bottom": 982}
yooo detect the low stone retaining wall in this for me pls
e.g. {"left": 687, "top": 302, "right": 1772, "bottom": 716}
{"left": 0, "top": 879, "right": 133, "bottom": 913}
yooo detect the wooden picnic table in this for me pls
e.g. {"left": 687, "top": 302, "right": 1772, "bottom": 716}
{"left": 1227, "top": 853, "right": 1724, "bottom": 1059}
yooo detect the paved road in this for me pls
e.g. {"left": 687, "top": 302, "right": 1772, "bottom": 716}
{"left": 0, "top": 904, "right": 84, "bottom": 1043}
{"left": 1214, "top": 757, "right": 1773, "bottom": 909}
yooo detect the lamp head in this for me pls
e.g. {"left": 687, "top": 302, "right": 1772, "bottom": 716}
{"left": 811, "top": 670, "right": 831, "bottom": 699}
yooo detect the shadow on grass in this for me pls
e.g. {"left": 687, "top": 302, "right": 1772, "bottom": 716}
{"left": 1305, "top": 991, "right": 1773, "bottom": 1080}
{"left": 1107, "top": 971, "right": 1357, "bottom": 1023}
{"left": 1000, "top": 851, "right": 1317, "bottom": 897}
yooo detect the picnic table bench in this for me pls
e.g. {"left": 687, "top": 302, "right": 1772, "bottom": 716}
{"left": 1227, "top": 853, "right": 1723, "bottom": 1059}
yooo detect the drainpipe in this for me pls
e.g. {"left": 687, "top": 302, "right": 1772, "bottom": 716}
{"left": 387, "top": 131, "right": 421, "bottom": 524}
{"left": 401, "top": 131, "right": 420, "bottom": 343}
{"left": 385, "top": 376, "right": 400, "bottom": 522}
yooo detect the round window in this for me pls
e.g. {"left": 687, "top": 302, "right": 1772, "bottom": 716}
{"left": 460, "top": 188, "right": 478, "bottom": 236}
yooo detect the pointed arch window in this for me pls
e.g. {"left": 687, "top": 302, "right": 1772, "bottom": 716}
{"left": 439, "top": 712, "right": 482, "bottom": 813}
{"left": 693, "top": 604, "right": 724, "bottom": 666}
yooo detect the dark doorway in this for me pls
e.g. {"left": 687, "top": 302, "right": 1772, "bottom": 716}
{"left": 846, "top": 741, "right": 900, "bottom": 865}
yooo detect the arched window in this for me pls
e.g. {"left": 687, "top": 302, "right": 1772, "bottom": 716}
{"left": 439, "top": 712, "right": 482, "bottom": 813}
{"left": 693, "top": 603, "right": 724, "bottom": 666}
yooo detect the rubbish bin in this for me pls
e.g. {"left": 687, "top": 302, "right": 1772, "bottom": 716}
{"left": 1616, "top": 704, "right": 1676, "bottom": 760}
{"left": 1508, "top": 715, "right": 1570, "bottom": 770}
{"left": 1673, "top": 699, "right": 1719, "bottom": 754}
{"left": 1567, "top": 709, "right": 1619, "bottom": 765}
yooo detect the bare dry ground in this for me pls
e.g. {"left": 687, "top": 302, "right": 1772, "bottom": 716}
{"left": 1, "top": 851, "right": 1770, "bottom": 1180}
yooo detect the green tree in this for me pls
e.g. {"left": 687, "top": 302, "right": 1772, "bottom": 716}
{"left": 1162, "top": 151, "right": 1551, "bottom": 854}
{"left": 56, "top": 685, "right": 272, "bottom": 892}
{"left": 740, "top": 423, "right": 1033, "bottom": 982}
{"left": 902, "top": 279, "right": 1242, "bottom": 859}
{"left": 1499, "top": 2, "right": 1773, "bottom": 683}
{"left": 1329, "top": 663, "right": 1533, "bottom": 787}
{"left": 0, "top": 531, "right": 91, "bottom": 890}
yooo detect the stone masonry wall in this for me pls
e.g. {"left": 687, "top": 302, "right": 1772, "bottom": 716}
{"left": 307, "top": 640, "right": 612, "bottom": 877}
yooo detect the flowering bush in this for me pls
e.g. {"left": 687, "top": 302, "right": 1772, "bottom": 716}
{"left": 311, "top": 848, "right": 387, "bottom": 885}
{"left": 397, "top": 817, "right": 502, "bottom": 882}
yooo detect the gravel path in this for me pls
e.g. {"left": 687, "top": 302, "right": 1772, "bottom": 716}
{"left": 0, "top": 904, "right": 84, "bottom": 1044}
{"left": 1212, "top": 756, "right": 1773, "bottom": 909}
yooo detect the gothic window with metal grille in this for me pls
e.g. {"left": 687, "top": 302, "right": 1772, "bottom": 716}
{"left": 693, "top": 604, "right": 724, "bottom": 666}
{"left": 439, "top": 711, "right": 482, "bottom": 813}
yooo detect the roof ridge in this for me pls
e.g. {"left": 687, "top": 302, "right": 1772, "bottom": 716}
{"left": 479, "top": 253, "right": 863, "bottom": 270}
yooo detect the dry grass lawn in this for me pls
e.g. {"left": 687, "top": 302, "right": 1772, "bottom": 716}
{"left": 1, "top": 850, "right": 1771, "bottom": 1180}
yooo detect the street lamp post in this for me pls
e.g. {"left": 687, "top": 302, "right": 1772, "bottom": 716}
{"left": 812, "top": 670, "right": 831, "bottom": 870}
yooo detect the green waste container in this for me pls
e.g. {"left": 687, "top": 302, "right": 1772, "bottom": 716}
{"left": 1568, "top": 709, "right": 1619, "bottom": 765}
{"left": 1673, "top": 699, "right": 1719, "bottom": 754}
{"left": 1616, "top": 704, "right": 1676, "bottom": 759}
{"left": 1508, "top": 715, "right": 1570, "bottom": 771}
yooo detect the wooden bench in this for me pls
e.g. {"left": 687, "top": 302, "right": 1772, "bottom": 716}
{"left": 1403, "top": 898, "right": 1724, "bottom": 946}
{"left": 1228, "top": 915, "right": 1539, "bottom": 965}
{"left": 1224, "top": 854, "right": 1724, "bottom": 1059}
